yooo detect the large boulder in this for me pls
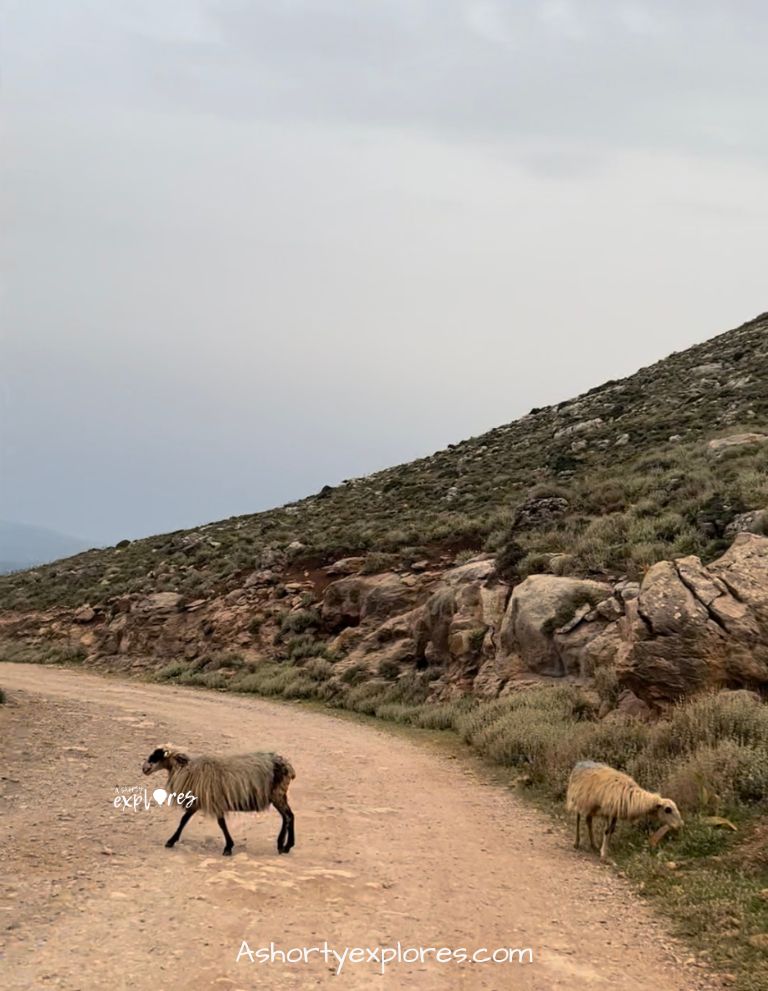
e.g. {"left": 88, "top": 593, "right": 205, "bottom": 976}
{"left": 334, "top": 559, "right": 510, "bottom": 688}
{"left": 442, "top": 557, "right": 496, "bottom": 585}
{"left": 500, "top": 576, "right": 613, "bottom": 676}
{"left": 707, "top": 433, "right": 768, "bottom": 456}
{"left": 321, "top": 574, "right": 420, "bottom": 632}
{"left": 136, "top": 592, "right": 184, "bottom": 613}
{"left": 555, "top": 617, "right": 621, "bottom": 680}
{"left": 710, "top": 533, "right": 768, "bottom": 623}
{"left": 325, "top": 557, "right": 366, "bottom": 577}
{"left": 616, "top": 534, "right": 768, "bottom": 703}
{"left": 417, "top": 561, "right": 508, "bottom": 670}
{"left": 73, "top": 605, "right": 96, "bottom": 624}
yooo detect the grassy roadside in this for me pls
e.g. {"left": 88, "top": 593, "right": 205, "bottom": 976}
{"left": 3, "top": 642, "right": 768, "bottom": 989}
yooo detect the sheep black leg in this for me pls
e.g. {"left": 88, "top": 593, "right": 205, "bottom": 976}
{"left": 574, "top": 813, "right": 581, "bottom": 849}
{"left": 166, "top": 807, "right": 197, "bottom": 848}
{"left": 273, "top": 797, "right": 295, "bottom": 853}
{"left": 586, "top": 814, "right": 597, "bottom": 852}
{"left": 277, "top": 813, "right": 288, "bottom": 853}
{"left": 218, "top": 816, "right": 235, "bottom": 856}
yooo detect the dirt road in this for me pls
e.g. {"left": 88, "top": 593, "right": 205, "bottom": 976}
{"left": 0, "top": 663, "right": 716, "bottom": 990}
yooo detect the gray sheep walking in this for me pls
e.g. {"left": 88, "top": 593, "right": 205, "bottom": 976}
{"left": 142, "top": 744, "right": 296, "bottom": 856}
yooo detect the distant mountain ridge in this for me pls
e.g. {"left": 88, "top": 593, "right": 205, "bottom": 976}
{"left": 0, "top": 521, "right": 90, "bottom": 575}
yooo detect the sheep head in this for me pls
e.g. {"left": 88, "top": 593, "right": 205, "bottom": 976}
{"left": 655, "top": 798, "right": 683, "bottom": 830}
{"left": 142, "top": 744, "right": 190, "bottom": 776}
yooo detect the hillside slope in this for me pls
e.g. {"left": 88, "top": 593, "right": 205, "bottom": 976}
{"left": 2, "top": 311, "right": 767, "bottom": 612}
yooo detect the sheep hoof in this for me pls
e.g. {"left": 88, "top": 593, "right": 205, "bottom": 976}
{"left": 278, "top": 847, "right": 290, "bottom": 855}
{"left": 222, "top": 847, "right": 233, "bottom": 856}
{"left": 165, "top": 840, "right": 176, "bottom": 849}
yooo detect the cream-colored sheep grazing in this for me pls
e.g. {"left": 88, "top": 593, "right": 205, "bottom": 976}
{"left": 566, "top": 760, "right": 683, "bottom": 859}
{"left": 142, "top": 744, "right": 295, "bottom": 856}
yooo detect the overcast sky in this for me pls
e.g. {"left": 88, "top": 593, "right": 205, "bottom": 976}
{"left": 2, "top": 1, "right": 767, "bottom": 546}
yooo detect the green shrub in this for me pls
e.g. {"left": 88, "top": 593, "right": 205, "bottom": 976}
{"left": 378, "top": 657, "right": 402, "bottom": 680}
{"left": 155, "top": 660, "right": 189, "bottom": 682}
{"left": 518, "top": 551, "right": 552, "bottom": 577}
{"left": 280, "top": 609, "right": 320, "bottom": 635}
{"left": 361, "top": 552, "right": 399, "bottom": 574}
{"left": 340, "top": 663, "right": 368, "bottom": 686}
{"left": 233, "top": 671, "right": 271, "bottom": 694}
{"left": 286, "top": 634, "right": 328, "bottom": 662}
{"left": 237, "top": 663, "right": 317, "bottom": 700}
{"left": 593, "top": 665, "right": 620, "bottom": 705}
{"left": 411, "top": 697, "right": 476, "bottom": 730}
{"left": 646, "top": 691, "right": 768, "bottom": 758}
{"left": 0, "top": 640, "right": 88, "bottom": 666}
{"left": 660, "top": 740, "right": 768, "bottom": 811}
{"left": 303, "top": 658, "right": 334, "bottom": 682}
{"left": 578, "top": 719, "right": 650, "bottom": 771}
{"left": 198, "top": 651, "right": 245, "bottom": 672}
{"left": 494, "top": 539, "right": 525, "bottom": 579}
{"left": 469, "top": 706, "right": 584, "bottom": 775}
{"left": 344, "top": 680, "right": 391, "bottom": 714}
{"left": 375, "top": 702, "right": 421, "bottom": 723}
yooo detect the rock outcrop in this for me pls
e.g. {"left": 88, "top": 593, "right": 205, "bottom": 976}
{"left": 316, "top": 533, "right": 768, "bottom": 707}
{"left": 321, "top": 574, "right": 420, "bottom": 632}
{"left": 706, "top": 433, "right": 768, "bottom": 456}
{"left": 499, "top": 576, "right": 613, "bottom": 677}
{"left": 615, "top": 535, "right": 768, "bottom": 703}
{"left": 327, "top": 558, "right": 509, "bottom": 695}
{"left": 3, "top": 534, "right": 768, "bottom": 713}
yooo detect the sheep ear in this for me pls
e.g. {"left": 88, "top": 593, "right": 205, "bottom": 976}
{"left": 175, "top": 752, "right": 190, "bottom": 765}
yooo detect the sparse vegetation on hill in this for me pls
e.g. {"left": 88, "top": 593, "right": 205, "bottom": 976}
{"left": 1, "top": 312, "right": 767, "bottom": 610}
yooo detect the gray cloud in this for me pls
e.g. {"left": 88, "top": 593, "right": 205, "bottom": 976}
{"left": 2, "top": 1, "right": 767, "bottom": 544}
{"left": 8, "top": 2, "right": 768, "bottom": 163}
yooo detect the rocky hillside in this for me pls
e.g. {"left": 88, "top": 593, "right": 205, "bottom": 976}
{"left": 2, "top": 311, "right": 767, "bottom": 612}
{"left": 2, "top": 311, "right": 768, "bottom": 711}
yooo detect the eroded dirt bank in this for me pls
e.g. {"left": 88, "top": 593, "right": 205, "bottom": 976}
{"left": 0, "top": 663, "right": 717, "bottom": 990}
